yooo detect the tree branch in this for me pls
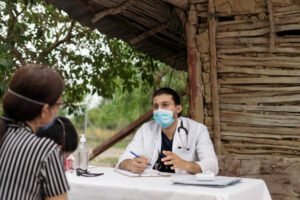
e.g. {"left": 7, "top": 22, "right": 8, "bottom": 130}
{"left": 15, "top": 6, "right": 27, "bottom": 18}
{"left": 153, "top": 68, "right": 170, "bottom": 88}
{"left": 37, "top": 21, "right": 75, "bottom": 61}
{"left": 6, "top": 4, "right": 17, "bottom": 40}
{"left": 91, "top": 0, "right": 136, "bottom": 23}
{"left": 0, "top": 35, "right": 26, "bottom": 67}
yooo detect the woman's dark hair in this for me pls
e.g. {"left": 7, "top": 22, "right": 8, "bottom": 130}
{"left": 0, "top": 64, "right": 64, "bottom": 145}
{"left": 152, "top": 87, "right": 181, "bottom": 105}
{"left": 36, "top": 116, "right": 78, "bottom": 153}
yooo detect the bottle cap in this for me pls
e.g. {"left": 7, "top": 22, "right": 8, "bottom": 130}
{"left": 80, "top": 134, "right": 86, "bottom": 143}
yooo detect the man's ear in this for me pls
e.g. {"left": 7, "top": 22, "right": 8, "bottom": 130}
{"left": 176, "top": 105, "right": 182, "bottom": 115}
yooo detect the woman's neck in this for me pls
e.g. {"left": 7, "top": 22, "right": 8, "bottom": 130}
{"left": 25, "top": 120, "right": 39, "bottom": 133}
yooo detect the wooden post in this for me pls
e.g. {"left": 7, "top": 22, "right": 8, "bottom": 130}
{"left": 208, "top": 0, "right": 221, "bottom": 155}
{"left": 186, "top": 4, "right": 204, "bottom": 123}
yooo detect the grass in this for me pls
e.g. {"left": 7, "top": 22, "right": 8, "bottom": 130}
{"left": 85, "top": 127, "right": 133, "bottom": 149}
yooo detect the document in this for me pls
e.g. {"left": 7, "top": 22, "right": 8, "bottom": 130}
{"left": 114, "top": 169, "right": 171, "bottom": 177}
{"left": 172, "top": 176, "right": 241, "bottom": 187}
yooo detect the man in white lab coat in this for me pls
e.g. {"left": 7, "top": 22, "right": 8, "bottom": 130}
{"left": 117, "top": 88, "right": 218, "bottom": 175}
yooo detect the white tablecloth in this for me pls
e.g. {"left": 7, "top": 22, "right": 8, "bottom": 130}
{"left": 66, "top": 167, "right": 272, "bottom": 200}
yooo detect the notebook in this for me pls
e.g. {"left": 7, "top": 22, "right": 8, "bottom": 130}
{"left": 114, "top": 169, "right": 171, "bottom": 177}
{"left": 172, "top": 176, "right": 241, "bottom": 187}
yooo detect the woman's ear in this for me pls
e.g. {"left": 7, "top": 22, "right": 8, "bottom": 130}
{"left": 40, "top": 104, "right": 50, "bottom": 119}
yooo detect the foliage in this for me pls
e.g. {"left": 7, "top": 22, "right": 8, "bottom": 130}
{"left": 73, "top": 64, "right": 188, "bottom": 131}
{"left": 76, "top": 84, "right": 152, "bottom": 130}
{"left": 0, "top": 0, "right": 157, "bottom": 114}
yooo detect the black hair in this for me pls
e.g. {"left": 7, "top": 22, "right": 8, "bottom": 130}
{"left": 0, "top": 64, "right": 64, "bottom": 146}
{"left": 36, "top": 116, "right": 78, "bottom": 153}
{"left": 152, "top": 87, "right": 181, "bottom": 105}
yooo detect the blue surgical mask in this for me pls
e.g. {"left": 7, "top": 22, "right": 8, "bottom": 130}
{"left": 38, "top": 117, "right": 56, "bottom": 132}
{"left": 153, "top": 109, "right": 174, "bottom": 128}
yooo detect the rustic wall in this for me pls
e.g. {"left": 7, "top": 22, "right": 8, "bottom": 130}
{"left": 188, "top": 0, "right": 300, "bottom": 199}
{"left": 190, "top": 0, "right": 300, "bottom": 156}
{"left": 219, "top": 155, "right": 300, "bottom": 200}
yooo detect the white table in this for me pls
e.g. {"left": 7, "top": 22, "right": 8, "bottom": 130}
{"left": 66, "top": 167, "right": 272, "bottom": 200}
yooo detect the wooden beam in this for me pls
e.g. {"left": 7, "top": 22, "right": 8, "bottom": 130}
{"left": 220, "top": 94, "right": 300, "bottom": 104}
{"left": 208, "top": 0, "right": 221, "bottom": 155}
{"left": 220, "top": 111, "right": 300, "bottom": 127}
{"left": 89, "top": 110, "right": 153, "bottom": 160}
{"left": 174, "top": 7, "right": 187, "bottom": 27}
{"left": 162, "top": 0, "right": 188, "bottom": 9}
{"left": 219, "top": 77, "right": 300, "bottom": 85}
{"left": 218, "top": 65, "right": 300, "bottom": 76}
{"left": 92, "top": 0, "right": 136, "bottom": 23}
{"left": 129, "top": 23, "right": 169, "bottom": 45}
{"left": 186, "top": 5, "right": 204, "bottom": 123}
{"left": 217, "top": 27, "right": 270, "bottom": 38}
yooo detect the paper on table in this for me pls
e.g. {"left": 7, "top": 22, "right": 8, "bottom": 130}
{"left": 114, "top": 169, "right": 171, "bottom": 177}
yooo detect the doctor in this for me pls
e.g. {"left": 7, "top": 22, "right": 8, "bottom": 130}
{"left": 117, "top": 88, "right": 218, "bottom": 175}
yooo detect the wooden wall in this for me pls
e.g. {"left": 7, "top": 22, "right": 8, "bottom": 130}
{"left": 219, "top": 155, "right": 300, "bottom": 200}
{"left": 187, "top": 0, "right": 300, "bottom": 199}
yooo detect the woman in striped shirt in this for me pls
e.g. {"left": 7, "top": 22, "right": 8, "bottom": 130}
{"left": 0, "top": 64, "right": 69, "bottom": 200}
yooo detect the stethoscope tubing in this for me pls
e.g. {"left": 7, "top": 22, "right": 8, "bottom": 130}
{"left": 177, "top": 120, "right": 190, "bottom": 151}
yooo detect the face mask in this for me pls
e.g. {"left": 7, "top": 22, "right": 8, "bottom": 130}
{"left": 153, "top": 109, "right": 175, "bottom": 128}
{"left": 38, "top": 117, "right": 56, "bottom": 132}
{"left": 40, "top": 105, "right": 59, "bottom": 128}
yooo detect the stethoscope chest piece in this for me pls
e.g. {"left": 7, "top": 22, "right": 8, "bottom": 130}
{"left": 177, "top": 120, "right": 189, "bottom": 151}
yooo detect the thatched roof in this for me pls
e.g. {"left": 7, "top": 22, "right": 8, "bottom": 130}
{"left": 45, "top": 0, "right": 188, "bottom": 70}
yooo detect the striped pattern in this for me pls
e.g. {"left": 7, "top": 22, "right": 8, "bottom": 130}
{"left": 0, "top": 124, "right": 69, "bottom": 200}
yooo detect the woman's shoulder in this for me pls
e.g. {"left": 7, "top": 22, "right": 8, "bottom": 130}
{"left": 3, "top": 125, "right": 60, "bottom": 165}
{"left": 8, "top": 125, "right": 58, "bottom": 153}
{"left": 29, "top": 134, "right": 60, "bottom": 161}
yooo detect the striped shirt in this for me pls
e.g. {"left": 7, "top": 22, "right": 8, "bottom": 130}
{"left": 0, "top": 123, "right": 69, "bottom": 200}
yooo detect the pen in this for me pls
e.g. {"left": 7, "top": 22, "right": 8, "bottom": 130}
{"left": 130, "top": 151, "right": 140, "bottom": 158}
{"left": 130, "top": 151, "right": 151, "bottom": 166}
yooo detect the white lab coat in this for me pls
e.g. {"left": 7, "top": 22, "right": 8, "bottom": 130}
{"left": 117, "top": 117, "right": 219, "bottom": 174}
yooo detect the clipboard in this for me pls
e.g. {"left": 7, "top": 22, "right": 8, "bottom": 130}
{"left": 114, "top": 169, "right": 171, "bottom": 177}
{"left": 172, "top": 176, "right": 241, "bottom": 187}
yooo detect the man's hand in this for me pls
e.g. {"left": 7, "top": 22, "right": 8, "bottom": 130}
{"left": 161, "top": 150, "right": 188, "bottom": 170}
{"left": 120, "top": 156, "right": 149, "bottom": 174}
{"left": 161, "top": 151, "right": 201, "bottom": 174}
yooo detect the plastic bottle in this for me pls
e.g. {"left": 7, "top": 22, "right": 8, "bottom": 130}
{"left": 64, "top": 154, "right": 75, "bottom": 171}
{"left": 74, "top": 134, "right": 89, "bottom": 170}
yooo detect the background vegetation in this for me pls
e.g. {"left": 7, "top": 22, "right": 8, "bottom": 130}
{"left": 0, "top": 0, "right": 188, "bottom": 166}
{"left": 0, "top": 0, "right": 156, "bottom": 114}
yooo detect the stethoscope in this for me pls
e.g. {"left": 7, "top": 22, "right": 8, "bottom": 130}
{"left": 177, "top": 120, "right": 190, "bottom": 151}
